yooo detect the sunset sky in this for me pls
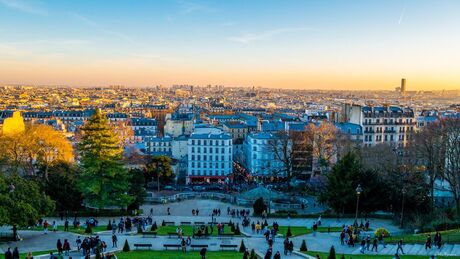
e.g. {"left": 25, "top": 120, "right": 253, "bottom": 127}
{"left": 0, "top": 0, "right": 459, "bottom": 90}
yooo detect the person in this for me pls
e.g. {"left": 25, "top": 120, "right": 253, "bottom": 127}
{"left": 63, "top": 239, "right": 71, "bottom": 255}
{"left": 25, "top": 252, "right": 33, "bottom": 259}
{"left": 289, "top": 240, "right": 294, "bottom": 255}
{"left": 112, "top": 234, "right": 118, "bottom": 247}
{"left": 12, "top": 248, "right": 19, "bottom": 259}
{"left": 396, "top": 239, "right": 404, "bottom": 255}
{"left": 43, "top": 220, "right": 49, "bottom": 234}
{"left": 340, "top": 231, "right": 345, "bottom": 245}
{"left": 199, "top": 247, "right": 207, "bottom": 259}
{"left": 274, "top": 251, "right": 281, "bottom": 259}
{"left": 76, "top": 236, "right": 82, "bottom": 251}
{"left": 360, "top": 238, "right": 366, "bottom": 254}
{"left": 366, "top": 234, "right": 371, "bottom": 250}
{"left": 5, "top": 248, "right": 13, "bottom": 259}
{"left": 264, "top": 248, "right": 272, "bottom": 259}
{"left": 379, "top": 233, "right": 386, "bottom": 248}
{"left": 425, "top": 234, "right": 432, "bottom": 250}
{"left": 371, "top": 237, "right": 378, "bottom": 252}
{"left": 315, "top": 254, "right": 320, "bottom": 259}
{"left": 186, "top": 236, "right": 192, "bottom": 246}
{"left": 167, "top": 207, "right": 171, "bottom": 215}
{"left": 49, "top": 252, "right": 57, "bottom": 259}
{"left": 52, "top": 221, "right": 57, "bottom": 232}
{"left": 181, "top": 238, "right": 186, "bottom": 253}
{"left": 57, "top": 239, "right": 63, "bottom": 254}
{"left": 434, "top": 231, "right": 442, "bottom": 249}
{"left": 64, "top": 219, "right": 69, "bottom": 232}
{"left": 284, "top": 237, "right": 290, "bottom": 255}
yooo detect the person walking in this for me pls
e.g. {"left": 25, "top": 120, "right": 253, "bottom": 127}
{"left": 12, "top": 248, "right": 19, "bottom": 259}
{"left": 43, "top": 220, "right": 49, "bottom": 234}
{"left": 289, "top": 240, "right": 294, "bottom": 255}
{"left": 360, "top": 239, "right": 366, "bottom": 254}
{"left": 379, "top": 233, "right": 386, "bottom": 248}
{"left": 371, "top": 237, "right": 378, "bottom": 252}
{"left": 112, "top": 234, "right": 118, "bottom": 247}
{"left": 63, "top": 239, "right": 71, "bottom": 256}
{"left": 56, "top": 239, "right": 63, "bottom": 254}
{"left": 396, "top": 239, "right": 404, "bottom": 255}
{"left": 434, "top": 231, "right": 442, "bottom": 249}
{"left": 366, "top": 235, "right": 371, "bottom": 250}
{"left": 64, "top": 219, "right": 69, "bottom": 231}
{"left": 283, "top": 238, "right": 289, "bottom": 255}
{"left": 425, "top": 234, "right": 432, "bottom": 250}
{"left": 76, "top": 236, "right": 82, "bottom": 251}
{"left": 274, "top": 251, "right": 281, "bottom": 259}
{"left": 181, "top": 238, "right": 187, "bottom": 253}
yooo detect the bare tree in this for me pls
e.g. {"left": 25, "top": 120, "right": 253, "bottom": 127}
{"left": 267, "top": 131, "right": 294, "bottom": 179}
{"left": 442, "top": 119, "right": 460, "bottom": 214}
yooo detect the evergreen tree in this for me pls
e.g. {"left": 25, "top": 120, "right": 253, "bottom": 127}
{"left": 300, "top": 240, "right": 308, "bottom": 252}
{"left": 249, "top": 249, "right": 257, "bottom": 259}
{"left": 239, "top": 240, "right": 246, "bottom": 253}
{"left": 328, "top": 246, "right": 336, "bottom": 259}
{"left": 85, "top": 224, "right": 92, "bottom": 234}
{"left": 107, "top": 220, "right": 112, "bottom": 230}
{"left": 123, "top": 239, "right": 130, "bottom": 252}
{"left": 151, "top": 221, "right": 157, "bottom": 231}
{"left": 286, "top": 226, "right": 293, "bottom": 237}
{"left": 235, "top": 223, "right": 241, "bottom": 235}
{"left": 77, "top": 109, "right": 133, "bottom": 209}
{"left": 340, "top": 255, "right": 345, "bottom": 259}
{"left": 95, "top": 247, "right": 101, "bottom": 259}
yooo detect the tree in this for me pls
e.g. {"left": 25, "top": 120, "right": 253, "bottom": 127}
{"left": 146, "top": 155, "right": 174, "bottom": 192}
{"left": 77, "top": 109, "right": 133, "bottom": 209}
{"left": 0, "top": 173, "right": 54, "bottom": 238}
{"left": 127, "top": 168, "right": 147, "bottom": 211}
{"left": 305, "top": 122, "right": 338, "bottom": 173}
{"left": 300, "top": 240, "right": 308, "bottom": 252}
{"left": 249, "top": 249, "right": 257, "bottom": 259}
{"left": 253, "top": 197, "right": 267, "bottom": 216}
{"left": 123, "top": 239, "right": 130, "bottom": 252}
{"left": 239, "top": 240, "right": 246, "bottom": 253}
{"left": 442, "top": 119, "right": 460, "bottom": 215}
{"left": 41, "top": 162, "right": 83, "bottom": 212}
{"left": 286, "top": 226, "right": 292, "bottom": 237}
{"left": 267, "top": 131, "right": 294, "bottom": 179}
{"left": 328, "top": 246, "right": 336, "bottom": 259}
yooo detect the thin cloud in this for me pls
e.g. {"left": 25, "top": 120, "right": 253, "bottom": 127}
{"left": 228, "top": 27, "right": 317, "bottom": 44}
{"left": 398, "top": 4, "right": 406, "bottom": 25}
{"left": 0, "top": 0, "right": 46, "bottom": 15}
{"left": 7, "top": 39, "right": 90, "bottom": 46}
{"left": 70, "top": 13, "right": 134, "bottom": 44}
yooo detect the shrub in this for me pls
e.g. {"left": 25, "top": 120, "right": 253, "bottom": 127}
{"left": 84, "top": 225, "right": 92, "bottom": 234}
{"left": 327, "top": 246, "right": 336, "bottom": 259}
{"left": 340, "top": 255, "right": 345, "bottom": 259}
{"left": 253, "top": 197, "right": 267, "bottom": 216}
{"left": 231, "top": 222, "right": 236, "bottom": 232}
{"left": 239, "top": 240, "right": 246, "bottom": 253}
{"left": 235, "top": 223, "right": 241, "bottom": 235}
{"left": 107, "top": 221, "right": 112, "bottom": 230}
{"left": 286, "top": 226, "right": 293, "bottom": 237}
{"left": 374, "top": 227, "right": 390, "bottom": 237}
{"left": 137, "top": 223, "right": 143, "bottom": 234}
{"left": 151, "top": 221, "right": 157, "bottom": 231}
{"left": 161, "top": 220, "right": 165, "bottom": 226}
{"left": 432, "top": 220, "right": 460, "bottom": 232}
{"left": 95, "top": 247, "right": 101, "bottom": 259}
{"left": 250, "top": 249, "right": 257, "bottom": 259}
{"left": 123, "top": 239, "right": 130, "bottom": 252}
{"left": 300, "top": 240, "right": 308, "bottom": 252}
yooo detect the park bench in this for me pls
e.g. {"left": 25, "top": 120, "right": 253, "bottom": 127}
{"left": 194, "top": 222, "right": 205, "bottom": 225}
{"left": 163, "top": 244, "right": 181, "bottom": 250}
{"left": 167, "top": 232, "right": 178, "bottom": 238}
{"left": 180, "top": 221, "right": 192, "bottom": 225}
{"left": 163, "top": 221, "right": 175, "bottom": 226}
{"left": 190, "top": 244, "right": 208, "bottom": 251}
{"left": 220, "top": 244, "right": 238, "bottom": 250}
{"left": 142, "top": 232, "right": 157, "bottom": 238}
{"left": 134, "top": 243, "right": 152, "bottom": 250}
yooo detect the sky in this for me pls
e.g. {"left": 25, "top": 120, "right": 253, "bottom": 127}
{"left": 0, "top": 0, "right": 459, "bottom": 90}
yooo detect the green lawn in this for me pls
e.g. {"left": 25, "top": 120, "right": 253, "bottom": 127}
{"left": 152, "top": 225, "right": 239, "bottom": 237}
{"left": 116, "top": 250, "right": 242, "bottom": 259}
{"left": 277, "top": 226, "right": 343, "bottom": 237}
{"left": 19, "top": 250, "right": 56, "bottom": 258}
{"left": 386, "top": 229, "right": 460, "bottom": 244}
{"left": 22, "top": 225, "right": 108, "bottom": 235}
{"left": 305, "top": 251, "right": 460, "bottom": 259}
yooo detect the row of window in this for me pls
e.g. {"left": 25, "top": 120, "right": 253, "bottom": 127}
{"left": 190, "top": 147, "right": 231, "bottom": 153}
{"left": 364, "top": 134, "right": 412, "bottom": 142}
{"left": 191, "top": 139, "right": 230, "bottom": 146}
{"left": 190, "top": 155, "right": 228, "bottom": 161}
{"left": 189, "top": 162, "right": 232, "bottom": 169}
{"left": 189, "top": 170, "right": 230, "bottom": 176}
{"left": 364, "top": 118, "right": 414, "bottom": 124}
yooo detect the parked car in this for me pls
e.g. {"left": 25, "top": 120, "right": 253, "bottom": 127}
{"left": 192, "top": 185, "right": 206, "bottom": 192}
{"left": 163, "top": 185, "right": 176, "bottom": 191}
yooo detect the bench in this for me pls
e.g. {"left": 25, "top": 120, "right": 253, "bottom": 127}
{"left": 180, "top": 222, "right": 192, "bottom": 225}
{"left": 190, "top": 244, "right": 208, "bottom": 251}
{"left": 163, "top": 244, "right": 181, "bottom": 250}
{"left": 194, "top": 222, "right": 205, "bottom": 225}
{"left": 167, "top": 232, "right": 178, "bottom": 238}
{"left": 220, "top": 244, "right": 238, "bottom": 251}
{"left": 142, "top": 232, "right": 157, "bottom": 238}
{"left": 134, "top": 243, "right": 152, "bottom": 250}
{"left": 163, "top": 221, "right": 175, "bottom": 226}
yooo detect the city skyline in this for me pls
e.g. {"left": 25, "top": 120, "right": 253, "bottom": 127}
{"left": 1, "top": 0, "right": 460, "bottom": 90}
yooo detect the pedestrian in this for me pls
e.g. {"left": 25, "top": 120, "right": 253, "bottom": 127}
{"left": 371, "top": 237, "right": 378, "bottom": 252}
{"left": 167, "top": 207, "right": 171, "bottom": 215}
{"left": 52, "top": 221, "right": 57, "bottom": 232}
{"left": 5, "top": 248, "right": 12, "bottom": 259}
{"left": 379, "top": 233, "right": 386, "bottom": 248}
{"left": 360, "top": 239, "right": 366, "bottom": 254}
{"left": 274, "top": 251, "right": 281, "bottom": 259}
{"left": 283, "top": 238, "right": 289, "bottom": 255}
{"left": 366, "top": 234, "right": 371, "bottom": 250}
{"left": 396, "top": 239, "right": 404, "bottom": 255}
{"left": 425, "top": 234, "right": 432, "bottom": 250}
{"left": 57, "top": 239, "right": 63, "bottom": 254}
{"left": 264, "top": 248, "right": 272, "bottom": 259}
{"left": 434, "top": 231, "right": 442, "bottom": 249}
{"left": 64, "top": 219, "right": 69, "bottom": 231}
{"left": 289, "top": 240, "right": 294, "bottom": 255}
{"left": 12, "top": 248, "right": 19, "bottom": 259}
{"left": 112, "top": 234, "right": 118, "bottom": 247}
{"left": 63, "top": 239, "right": 71, "bottom": 255}
{"left": 43, "top": 220, "right": 49, "bottom": 234}
{"left": 181, "top": 238, "right": 187, "bottom": 253}
{"left": 199, "top": 247, "right": 207, "bottom": 259}
{"left": 76, "top": 236, "right": 82, "bottom": 251}
{"left": 340, "top": 231, "right": 345, "bottom": 245}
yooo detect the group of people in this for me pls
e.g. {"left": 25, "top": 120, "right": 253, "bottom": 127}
{"left": 425, "top": 232, "right": 443, "bottom": 250}
{"left": 227, "top": 207, "right": 250, "bottom": 218}
{"left": 75, "top": 235, "right": 107, "bottom": 257}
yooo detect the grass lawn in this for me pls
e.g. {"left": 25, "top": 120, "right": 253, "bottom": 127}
{"left": 386, "top": 229, "right": 460, "bottom": 244}
{"left": 305, "top": 251, "right": 460, "bottom": 259}
{"left": 116, "top": 250, "right": 242, "bottom": 259}
{"left": 277, "top": 226, "right": 343, "bottom": 237}
{"left": 22, "top": 225, "right": 108, "bottom": 235}
{"left": 152, "top": 225, "right": 239, "bottom": 237}
{"left": 19, "top": 250, "right": 56, "bottom": 258}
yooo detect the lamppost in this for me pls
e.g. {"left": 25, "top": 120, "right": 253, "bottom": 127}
{"left": 400, "top": 187, "right": 406, "bottom": 228}
{"left": 354, "top": 184, "right": 363, "bottom": 226}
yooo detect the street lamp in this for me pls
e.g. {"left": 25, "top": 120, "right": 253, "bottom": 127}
{"left": 400, "top": 187, "right": 406, "bottom": 228}
{"left": 354, "top": 184, "right": 363, "bottom": 226}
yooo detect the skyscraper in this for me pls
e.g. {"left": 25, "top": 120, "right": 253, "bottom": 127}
{"left": 401, "top": 78, "right": 407, "bottom": 94}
